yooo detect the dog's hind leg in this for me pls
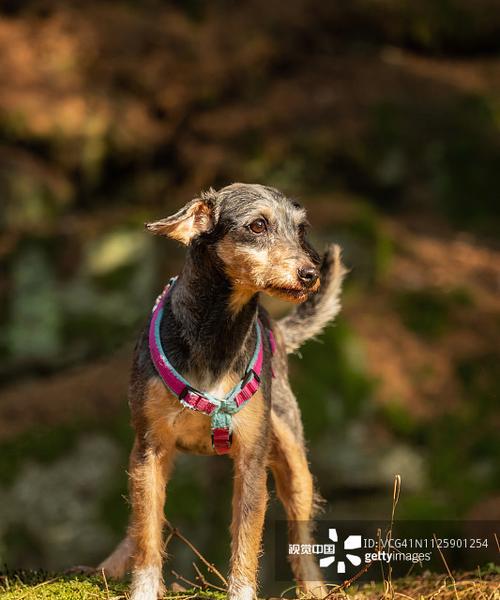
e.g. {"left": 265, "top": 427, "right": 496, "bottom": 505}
{"left": 99, "top": 439, "right": 140, "bottom": 579}
{"left": 270, "top": 410, "right": 327, "bottom": 599}
{"left": 99, "top": 534, "right": 135, "bottom": 579}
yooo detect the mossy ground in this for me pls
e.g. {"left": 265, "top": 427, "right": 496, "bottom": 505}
{"left": 0, "top": 571, "right": 498, "bottom": 600}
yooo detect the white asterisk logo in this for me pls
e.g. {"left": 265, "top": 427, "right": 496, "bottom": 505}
{"left": 319, "top": 528, "right": 362, "bottom": 574}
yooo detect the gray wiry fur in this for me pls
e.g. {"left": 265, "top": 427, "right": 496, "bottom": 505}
{"left": 277, "top": 244, "right": 347, "bottom": 354}
{"left": 98, "top": 183, "right": 345, "bottom": 600}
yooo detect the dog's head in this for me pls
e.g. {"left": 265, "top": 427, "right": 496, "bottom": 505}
{"left": 146, "top": 183, "right": 321, "bottom": 308}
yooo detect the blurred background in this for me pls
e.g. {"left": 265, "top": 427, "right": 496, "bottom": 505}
{"left": 0, "top": 0, "right": 499, "bottom": 590}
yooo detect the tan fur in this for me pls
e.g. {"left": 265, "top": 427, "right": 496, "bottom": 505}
{"left": 101, "top": 185, "right": 345, "bottom": 600}
{"left": 228, "top": 286, "right": 258, "bottom": 315}
{"left": 217, "top": 238, "right": 319, "bottom": 309}
{"left": 269, "top": 411, "right": 327, "bottom": 598}
{"left": 146, "top": 199, "right": 213, "bottom": 245}
{"left": 144, "top": 375, "right": 260, "bottom": 455}
{"left": 132, "top": 377, "right": 268, "bottom": 598}
{"left": 103, "top": 382, "right": 326, "bottom": 598}
{"left": 228, "top": 461, "right": 268, "bottom": 597}
{"left": 228, "top": 414, "right": 269, "bottom": 597}
{"left": 129, "top": 439, "right": 174, "bottom": 570}
{"left": 231, "top": 393, "right": 265, "bottom": 452}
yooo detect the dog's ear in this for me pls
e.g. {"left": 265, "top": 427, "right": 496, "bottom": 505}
{"left": 145, "top": 197, "right": 214, "bottom": 245}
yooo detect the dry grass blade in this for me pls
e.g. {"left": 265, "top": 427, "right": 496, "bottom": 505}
{"left": 391, "top": 475, "right": 401, "bottom": 523}
{"left": 432, "top": 534, "right": 459, "bottom": 600}
{"left": 382, "top": 474, "right": 402, "bottom": 599}
{"left": 101, "top": 568, "right": 110, "bottom": 600}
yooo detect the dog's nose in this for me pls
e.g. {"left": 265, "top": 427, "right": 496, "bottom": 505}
{"left": 297, "top": 265, "right": 319, "bottom": 288}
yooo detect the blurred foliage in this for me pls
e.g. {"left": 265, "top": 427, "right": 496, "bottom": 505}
{"left": 0, "top": 0, "right": 498, "bottom": 588}
{"left": 291, "top": 319, "right": 375, "bottom": 436}
{"left": 361, "top": 96, "right": 500, "bottom": 232}
{"left": 395, "top": 287, "right": 472, "bottom": 340}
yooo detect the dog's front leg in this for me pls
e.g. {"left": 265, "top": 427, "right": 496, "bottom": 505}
{"left": 228, "top": 446, "right": 269, "bottom": 600}
{"left": 129, "top": 437, "right": 175, "bottom": 600}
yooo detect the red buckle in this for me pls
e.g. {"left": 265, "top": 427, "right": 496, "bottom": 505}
{"left": 212, "top": 428, "right": 232, "bottom": 454}
{"left": 180, "top": 387, "right": 216, "bottom": 415}
{"left": 235, "top": 370, "right": 261, "bottom": 407}
{"left": 246, "top": 378, "right": 259, "bottom": 394}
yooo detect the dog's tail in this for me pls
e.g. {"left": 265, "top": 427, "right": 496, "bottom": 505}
{"left": 278, "top": 244, "right": 347, "bottom": 354}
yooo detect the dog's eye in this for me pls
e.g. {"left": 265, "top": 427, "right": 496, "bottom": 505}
{"left": 249, "top": 218, "right": 267, "bottom": 234}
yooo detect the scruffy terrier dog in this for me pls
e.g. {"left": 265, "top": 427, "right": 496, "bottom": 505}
{"left": 98, "top": 183, "right": 345, "bottom": 600}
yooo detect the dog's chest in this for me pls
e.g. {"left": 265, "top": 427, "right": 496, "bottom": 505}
{"left": 143, "top": 375, "right": 265, "bottom": 455}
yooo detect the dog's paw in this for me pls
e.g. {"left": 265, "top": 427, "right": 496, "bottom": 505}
{"left": 300, "top": 581, "right": 328, "bottom": 599}
{"left": 130, "top": 566, "right": 163, "bottom": 600}
{"left": 227, "top": 579, "right": 255, "bottom": 600}
{"left": 64, "top": 565, "right": 97, "bottom": 575}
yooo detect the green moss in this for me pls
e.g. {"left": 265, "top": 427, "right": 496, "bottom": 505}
{"left": 0, "top": 573, "right": 130, "bottom": 600}
{"left": 1, "top": 571, "right": 498, "bottom": 599}
{"left": 0, "top": 572, "right": 230, "bottom": 600}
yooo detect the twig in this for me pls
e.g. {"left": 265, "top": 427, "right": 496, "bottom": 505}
{"left": 192, "top": 562, "right": 226, "bottom": 593}
{"left": 193, "top": 561, "right": 227, "bottom": 593}
{"left": 192, "top": 561, "right": 208, "bottom": 589}
{"left": 163, "top": 530, "right": 174, "bottom": 559}
{"left": 166, "top": 521, "right": 227, "bottom": 587}
{"left": 171, "top": 569, "right": 202, "bottom": 590}
{"left": 324, "top": 529, "right": 384, "bottom": 598}
{"left": 338, "top": 558, "right": 376, "bottom": 591}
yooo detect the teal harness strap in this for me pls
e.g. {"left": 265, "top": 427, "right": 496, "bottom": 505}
{"left": 149, "top": 278, "right": 273, "bottom": 454}
{"left": 210, "top": 320, "right": 263, "bottom": 433}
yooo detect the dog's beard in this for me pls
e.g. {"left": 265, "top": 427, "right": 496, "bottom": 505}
{"left": 264, "top": 285, "right": 312, "bottom": 303}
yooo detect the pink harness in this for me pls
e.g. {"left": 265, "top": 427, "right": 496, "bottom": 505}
{"left": 149, "top": 278, "right": 276, "bottom": 454}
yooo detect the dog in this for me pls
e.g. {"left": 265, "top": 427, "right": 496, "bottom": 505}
{"left": 98, "top": 183, "right": 346, "bottom": 600}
